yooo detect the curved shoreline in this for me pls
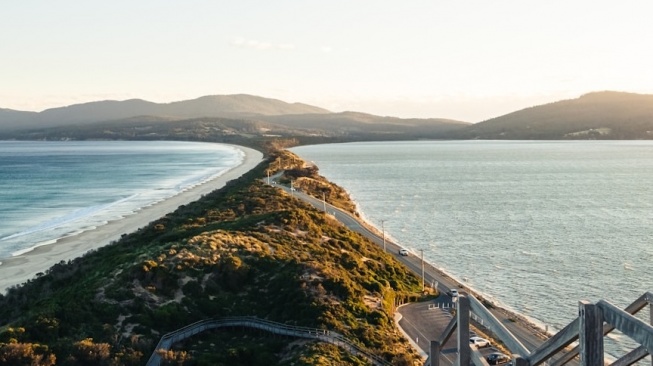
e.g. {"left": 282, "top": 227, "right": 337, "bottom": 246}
{"left": 328, "top": 179, "right": 553, "bottom": 342}
{"left": 0, "top": 144, "right": 263, "bottom": 294}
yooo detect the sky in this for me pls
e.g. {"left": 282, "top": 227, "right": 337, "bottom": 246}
{"left": 2, "top": 1, "right": 653, "bottom": 122}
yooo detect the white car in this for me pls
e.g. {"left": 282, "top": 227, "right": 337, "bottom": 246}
{"left": 449, "top": 288, "right": 459, "bottom": 297}
{"left": 398, "top": 248, "right": 409, "bottom": 256}
{"left": 470, "top": 336, "right": 491, "bottom": 348}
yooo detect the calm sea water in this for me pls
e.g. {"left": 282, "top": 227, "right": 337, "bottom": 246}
{"left": 0, "top": 141, "right": 243, "bottom": 260}
{"left": 292, "top": 140, "right": 653, "bottom": 358}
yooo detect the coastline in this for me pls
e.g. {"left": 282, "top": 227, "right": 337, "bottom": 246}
{"left": 292, "top": 143, "right": 559, "bottom": 342}
{"left": 0, "top": 144, "right": 263, "bottom": 294}
{"left": 336, "top": 195, "right": 555, "bottom": 361}
{"left": 340, "top": 185, "right": 552, "bottom": 341}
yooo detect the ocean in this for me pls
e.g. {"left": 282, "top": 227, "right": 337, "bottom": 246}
{"left": 292, "top": 140, "right": 653, "bottom": 359}
{"left": 0, "top": 140, "right": 243, "bottom": 261}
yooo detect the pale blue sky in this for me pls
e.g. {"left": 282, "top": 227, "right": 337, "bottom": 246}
{"left": 2, "top": 1, "right": 652, "bottom": 122}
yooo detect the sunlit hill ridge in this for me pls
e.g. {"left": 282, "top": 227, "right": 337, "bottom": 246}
{"left": 2, "top": 91, "right": 653, "bottom": 140}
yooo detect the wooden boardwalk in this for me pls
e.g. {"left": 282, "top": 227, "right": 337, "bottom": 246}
{"left": 429, "top": 291, "right": 653, "bottom": 366}
{"left": 145, "top": 316, "right": 393, "bottom": 366}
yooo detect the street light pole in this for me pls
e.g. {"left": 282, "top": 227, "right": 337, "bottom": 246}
{"left": 381, "top": 220, "right": 386, "bottom": 252}
{"left": 421, "top": 249, "right": 425, "bottom": 292}
{"left": 322, "top": 192, "right": 327, "bottom": 213}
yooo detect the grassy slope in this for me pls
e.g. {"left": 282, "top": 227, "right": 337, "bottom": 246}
{"left": 0, "top": 151, "right": 424, "bottom": 366}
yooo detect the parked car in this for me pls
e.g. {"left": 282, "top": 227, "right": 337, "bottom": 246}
{"left": 486, "top": 352, "right": 511, "bottom": 365}
{"left": 398, "top": 248, "right": 409, "bottom": 256}
{"left": 469, "top": 336, "right": 490, "bottom": 348}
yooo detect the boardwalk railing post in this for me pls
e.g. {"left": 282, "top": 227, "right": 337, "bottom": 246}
{"left": 579, "top": 300, "right": 604, "bottom": 366}
{"left": 430, "top": 340, "right": 440, "bottom": 366}
{"left": 511, "top": 355, "right": 528, "bottom": 366}
{"left": 457, "top": 295, "right": 470, "bottom": 366}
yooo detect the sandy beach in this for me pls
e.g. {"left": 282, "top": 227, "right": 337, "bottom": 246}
{"left": 0, "top": 144, "right": 263, "bottom": 294}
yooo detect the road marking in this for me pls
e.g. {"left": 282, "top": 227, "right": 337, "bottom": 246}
{"left": 400, "top": 317, "right": 429, "bottom": 350}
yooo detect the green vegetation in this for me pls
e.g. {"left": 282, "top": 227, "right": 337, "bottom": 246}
{"left": 2, "top": 89, "right": 652, "bottom": 365}
{"left": 0, "top": 152, "right": 424, "bottom": 365}
{"left": 4, "top": 89, "right": 652, "bottom": 365}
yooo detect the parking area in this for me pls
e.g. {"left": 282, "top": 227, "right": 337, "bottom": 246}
{"left": 398, "top": 298, "right": 513, "bottom": 365}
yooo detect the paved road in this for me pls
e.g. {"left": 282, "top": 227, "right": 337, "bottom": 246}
{"left": 397, "top": 300, "right": 509, "bottom": 366}
{"left": 397, "top": 301, "right": 458, "bottom": 365}
{"left": 271, "top": 182, "right": 575, "bottom": 365}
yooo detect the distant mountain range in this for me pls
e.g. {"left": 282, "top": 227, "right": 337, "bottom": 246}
{"left": 0, "top": 94, "right": 466, "bottom": 141}
{"left": 1, "top": 91, "right": 653, "bottom": 140}
{"left": 0, "top": 94, "right": 329, "bottom": 132}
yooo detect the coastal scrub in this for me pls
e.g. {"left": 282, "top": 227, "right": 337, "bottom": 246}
{"left": 0, "top": 151, "right": 423, "bottom": 365}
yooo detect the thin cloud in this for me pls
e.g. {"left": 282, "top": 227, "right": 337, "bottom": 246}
{"left": 230, "top": 37, "right": 295, "bottom": 51}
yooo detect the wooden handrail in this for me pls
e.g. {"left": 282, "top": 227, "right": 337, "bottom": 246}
{"left": 146, "top": 316, "right": 392, "bottom": 366}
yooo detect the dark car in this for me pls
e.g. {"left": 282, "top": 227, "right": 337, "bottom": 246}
{"left": 486, "top": 352, "right": 511, "bottom": 365}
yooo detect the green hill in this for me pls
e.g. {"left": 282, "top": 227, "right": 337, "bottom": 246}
{"left": 0, "top": 151, "right": 424, "bottom": 366}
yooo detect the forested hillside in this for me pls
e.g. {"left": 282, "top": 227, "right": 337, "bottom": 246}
{"left": 0, "top": 150, "right": 425, "bottom": 366}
